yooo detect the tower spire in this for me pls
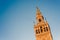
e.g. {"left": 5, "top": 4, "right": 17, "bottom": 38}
{"left": 36, "top": 6, "right": 44, "bottom": 23}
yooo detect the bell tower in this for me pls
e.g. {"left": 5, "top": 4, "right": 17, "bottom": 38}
{"left": 34, "top": 7, "right": 53, "bottom": 40}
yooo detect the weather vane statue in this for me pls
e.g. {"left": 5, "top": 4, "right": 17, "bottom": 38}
{"left": 33, "top": 0, "right": 53, "bottom": 40}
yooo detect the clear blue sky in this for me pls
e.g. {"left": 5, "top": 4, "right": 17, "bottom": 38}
{"left": 0, "top": 0, "right": 60, "bottom": 40}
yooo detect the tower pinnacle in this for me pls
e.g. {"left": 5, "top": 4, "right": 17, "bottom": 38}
{"left": 36, "top": 7, "right": 44, "bottom": 23}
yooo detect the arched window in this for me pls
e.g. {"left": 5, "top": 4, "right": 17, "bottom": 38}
{"left": 39, "top": 19, "right": 41, "bottom": 22}
{"left": 40, "top": 26, "right": 43, "bottom": 33}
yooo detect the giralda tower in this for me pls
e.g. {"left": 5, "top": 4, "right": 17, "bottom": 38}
{"left": 34, "top": 1, "right": 53, "bottom": 40}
